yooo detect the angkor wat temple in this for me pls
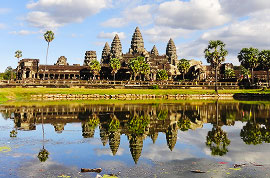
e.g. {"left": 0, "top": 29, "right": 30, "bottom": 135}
{"left": 16, "top": 27, "right": 203, "bottom": 81}
{"left": 16, "top": 27, "right": 268, "bottom": 82}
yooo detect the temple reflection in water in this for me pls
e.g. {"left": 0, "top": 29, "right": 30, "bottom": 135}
{"left": 1, "top": 102, "right": 270, "bottom": 163}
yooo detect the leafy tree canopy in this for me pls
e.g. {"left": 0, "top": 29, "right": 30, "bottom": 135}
{"left": 156, "top": 69, "right": 168, "bottom": 81}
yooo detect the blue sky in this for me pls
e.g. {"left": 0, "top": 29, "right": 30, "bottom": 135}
{"left": 1, "top": 0, "right": 270, "bottom": 72}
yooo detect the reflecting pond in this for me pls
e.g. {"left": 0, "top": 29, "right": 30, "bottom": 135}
{"left": 1, "top": 101, "right": 270, "bottom": 177}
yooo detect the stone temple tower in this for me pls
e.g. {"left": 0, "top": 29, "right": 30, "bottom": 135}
{"left": 101, "top": 42, "right": 110, "bottom": 64}
{"left": 166, "top": 38, "right": 177, "bottom": 66}
{"left": 110, "top": 34, "right": 123, "bottom": 60}
{"left": 129, "top": 27, "right": 145, "bottom": 55}
{"left": 84, "top": 51, "right": 97, "bottom": 66}
{"left": 151, "top": 45, "right": 159, "bottom": 56}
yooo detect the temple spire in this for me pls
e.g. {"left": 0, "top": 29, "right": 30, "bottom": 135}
{"left": 110, "top": 34, "right": 123, "bottom": 60}
{"left": 151, "top": 45, "right": 159, "bottom": 56}
{"left": 101, "top": 42, "right": 110, "bottom": 64}
{"left": 129, "top": 27, "right": 145, "bottom": 55}
{"left": 166, "top": 38, "right": 177, "bottom": 66}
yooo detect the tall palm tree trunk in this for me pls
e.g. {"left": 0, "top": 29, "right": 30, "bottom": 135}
{"left": 251, "top": 68, "right": 254, "bottom": 84}
{"left": 42, "top": 110, "right": 45, "bottom": 149}
{"left": 45, "top": 42, "right": 50, "bottom": 79}
{"left": 114, "top": 73, "right": 116, "bottom": 84}
{"left": 215, "top": 66, "right": 218, "bottom": 94}
{"left": 267, "top": 70, "right": 269, "bottom": 87}
{"left": 216, "top": 100, "right": 219, "bottom": 126}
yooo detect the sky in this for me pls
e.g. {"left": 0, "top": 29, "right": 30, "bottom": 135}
{"left": 0, "top": 0, "right": 270, "bottom": 72}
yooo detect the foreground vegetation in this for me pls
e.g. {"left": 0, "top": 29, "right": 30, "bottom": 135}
{"left": 0, "top": 88, "right": 270, "bottom": 103}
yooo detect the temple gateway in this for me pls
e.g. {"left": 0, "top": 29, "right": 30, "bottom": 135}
{"left": 16, "top": 27, "right": 207, "bottom": 81}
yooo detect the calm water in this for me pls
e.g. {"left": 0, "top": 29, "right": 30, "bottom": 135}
{"left": 0, "top": 101, "right": 270, "bottom": 177}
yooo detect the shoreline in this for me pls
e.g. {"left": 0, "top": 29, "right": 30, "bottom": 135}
{"left": 0, "top": 88, "right": 270, "bottom": 103}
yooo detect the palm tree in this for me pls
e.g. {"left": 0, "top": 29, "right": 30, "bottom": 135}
{"left": 177, "top": 59, "right": 190, "bottom": 80}
{"left": 204, "top": 40, "right": 228, "bottom": 93}
{"left": 259, "top": 50, "right": 270, "bottom": 87}
{"left": 109, "top": 58, "right": 121, "bottom": 83}
{"left": 44, "top": 31, "right": 55, "bottom": 75}
{"left": 15, "top": 50, "right": 22, "bottom": 62}
{"left": 238, "top": 47, "right": 259, "bottom": 84}
{"left": 89, "top": 60, "right": 101, "bottom": 80}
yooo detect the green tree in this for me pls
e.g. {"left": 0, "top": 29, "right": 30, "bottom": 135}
{"left": 224, "top": 68, "right": 235, "bottom": 79}
{"left": 15, "top": 50, "right": 22, "bottom": 62}
{"left": 238, "top": 47, "right": 259, "bottom": 84}
{"left": 259, "top": 50, "right": 270, "bottom": 87}
{"left": 204, "top": 40, "right": 228, "bottom": 93}
{"left": 2, "top": 66, "right": 15, "bottom": 80}
{"left": 156, "top": 69, "right": 168, "bottom": 81}
{"left": 44, "top": 31, "right": 55, "bottom": 66}
{"left": 109, "top": 58, "right": 121, "bottom": 83}
{"left": 128, "top": 58, "right": 140, "bottom": 80}
{"left": 128, "top": 56, "right": 149, "bottom": 80}
{"left": 177, "top": 59, "right": 190, "bottom": 80}
{"left": 89, "top": 60, "right": 101, "bottom": 80}
{"left": 240, "top": 66, "right": 251, "bottom": 79}
{"left": 140, "top": 62, "right": 150, "bottom": 81}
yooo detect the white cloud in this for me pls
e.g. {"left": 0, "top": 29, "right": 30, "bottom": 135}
{"left": 97, "top": 31, "right": 126, "bottom": 39}
{"left": 220, "top": 0, "right": 270, "bottom": 17}
{"left": 9, "top": 30, "right": 38, "bottom": 35}
{"left": 101, "top": 18, "right": 128, "bottom": 28}
{"left": 101, "top": 4, "right": 154, "bottom": 28}
{"left": 177, "top": 9, "right": 270, "bottom": 64}
{"left": 26, "top": 0, "right": 111, "bottom": 30}
{"left": 155, "top": 0, "right": 230, "bottom": 30}
{"left": 143, "top": 26, "right": 193, "bottom": 43}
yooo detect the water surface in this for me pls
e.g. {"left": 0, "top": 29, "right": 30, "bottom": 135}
{"left": 1, "top": 101, "right": 270, "bottom": 177}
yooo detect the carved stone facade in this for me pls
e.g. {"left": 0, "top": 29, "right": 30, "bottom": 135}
{"left": 55, "top": 56, "right": 68, "bottom": 66}
{"left": 166, "top": 38, "right": 177, "bottom": 66}
{"left": 84, "top": 51, "right": 97, "bottom": 66}
{"left": 100, "top": 27, "right": 179, "bottom": 80}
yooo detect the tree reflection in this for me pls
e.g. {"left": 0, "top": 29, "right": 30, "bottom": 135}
{"left": 206, "top": 126, "right": 230, "bottom": 156}
{"left": 38, "top": 109, "right": 49, "bottom": 162}
{"left": 82, "top": 114, "right": 99, "bottom": 138}
{"left": 206, "top": 101, "right": 230, "bottom": 156}
{"left": 177, "top": 117, "right": 191, "bottom": 131}
{"left": 38, "top": 148, "right": 49, "bottom": 162}
{"left": 240, "top": 121, "right": 263, "bottom": 145}
{"left": 240, "top": 108, "right": 263, "bottom": 145}
{"left": 128, "top": 113, "right": 149, "bottom": 135}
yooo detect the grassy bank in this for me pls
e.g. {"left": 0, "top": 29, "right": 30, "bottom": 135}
{"left": 0, "top": 88, "right": 269, "bottom": 103}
